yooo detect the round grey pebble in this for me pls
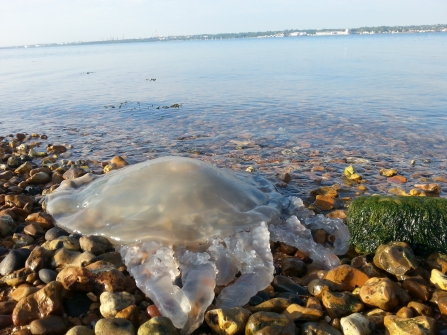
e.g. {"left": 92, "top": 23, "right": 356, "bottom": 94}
{"left": 45, "top": 227, "right": 69, "bottom": 241}
{"left": 39, "top": 268, "right": 58, "bottom": 284}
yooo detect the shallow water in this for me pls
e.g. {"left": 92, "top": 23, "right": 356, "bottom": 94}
{"left": 1, "top": 33, "right": 447, "bottom": 199}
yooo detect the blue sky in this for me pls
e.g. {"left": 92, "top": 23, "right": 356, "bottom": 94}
{"left": 0, "top": 0, "right": 445, "bottom": 47}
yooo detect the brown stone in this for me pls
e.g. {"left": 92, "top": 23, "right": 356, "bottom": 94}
{"left": 115, "top": 304, "right": 139, "bottom": 330}
{"left": 402, "top": 279, "right": 431, "bottom": 301}
{"left": 146, "top": 304, "right": 162, "bottom": 318}
{"left": 282, "top": 304, "right": 323, "bottom": 321}
{"left": 29, "top": 315, "right": 68, "bottom": 335}
{"left": 396, "top": 307, "right": 414, "bottom": 318}
{"left": 4, "top": 195, "right": 35, "bottom": 208}
{"left": 25, "top": 212, "right": 54, "bottom": 229}
{"left": 388, "top": 175, "right": 407, "bottom": 183}
{"left": 407, "top": 301, "right": 433, "bottom": 317}
{"left": 63, "top": 167, "right": 86, "bottom": 180}
{"left": 278, "top": 242, "right": 297, "bottom": 256}
{"left": 12, "top": 281, "right": 64, "bottom": 326}
{"left": 373, "top": 242, "right": 418, "bottom": 276}
{"left": 11, "top": 285, "right": 40, "bottom": 301}
{"left": 315, "top": 195, "right": 335, "bottom": 211}
{"left": 321, "top": 291, "right": 364, "bottom": 319}
{"left": 23, "top": 223, "right": 45, "bottom": 238}
{"left": 56, "top": 265, "right": 125, "bottom": 295}
{"left": 281, "top": 257, "right": 305, "bottom": 277}
{"left": 365, "top": 308, "right": 390, "bottom": 327}
{"left": 438, "top": 297, "right": 447, "bottom": 316}
{"left": 0, "top": 268, "right": 37, "bottom": 286}
{"left": 25, "top": 246, "right": 52, "bottom": 272}
{"left": 426, "top": 252, "right": 447, "bottom": 273}
{"left": 324, "top": 264, "right": 369, "bottom": 291}
{"left": 26, "top": 172, "right": 51, "bottom": 184}
{"left": 47, "top": 145, "right": 67, "bottom": 154}
{"left": 326, "top": 210, "right": 347, "bottom": 220}
{"left": 311, "top": 186, "right": 338, "bottom": 198}
{"left": 110, "top": 156, "right": 129, "bottom": 168}
{"left": 384, "top": 315, "right": 435, "bottom": 335}
{"left": 0, "top": 300, "right": 17, "bottom": 314}
{"left": 414, "top": 183, "right": 441, "bottom": 195}
{"left": 360, "top": 277, "right": 398, "bottom": 311}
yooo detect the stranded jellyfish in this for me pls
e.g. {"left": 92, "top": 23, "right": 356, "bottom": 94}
{"left": 46, "top": 156, "right": 349, "bottom": 334}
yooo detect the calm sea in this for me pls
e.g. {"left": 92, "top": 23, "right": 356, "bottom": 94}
{"left": 1, "top": 33, "right": 447, "bottom": 198}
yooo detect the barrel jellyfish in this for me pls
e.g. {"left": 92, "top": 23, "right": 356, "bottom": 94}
{"left": 46, "top": 156, "right": 349, "bottom": 334}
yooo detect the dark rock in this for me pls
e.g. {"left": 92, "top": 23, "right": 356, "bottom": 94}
{"left": 248, "top": 295, "right": 264, "bottom": 306}
{"left": 276, "top": 292, "right": 303, "bottom": 305}
{"left": 271, "top": 275, "right": 308, "bottom": 295}
{"left": 0, "top": 300, "right": 17, "bottom": 314}
{"left": 281, "top": 257, "right": 306, "bottom": 277}
{"left": 29, "top": 315, "right": 68, "bottom": 335}
{"left": 0, "top": 248, "right": 32, "bottom": 276}
{"left": 7, "top": 156, "right": 21, "bottom": 168}
{"left": 45, "top": 227, "right": 69, "bottom": 241}
{"left": 256, "top": 291, "right": 270, "bottom": 301}
{"left": 24, "top": 186, "right": 42, "bottom": 196}
{"left": 38, "top": 269, "right": 57, "bottom": 284}
{"left": 0, "top": 315, "right": 13, "bottom": 329}
{"left": 63, "top": 293, "right": 92, "bottom": 317}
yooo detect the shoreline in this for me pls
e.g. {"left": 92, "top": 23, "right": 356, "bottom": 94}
{"left": 0, "top": 132, "right": 447, "bottom": 334}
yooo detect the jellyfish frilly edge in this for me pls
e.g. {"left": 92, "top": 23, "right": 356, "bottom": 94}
{"left": 45, "top": 156, "right": 350, "bottom": 334}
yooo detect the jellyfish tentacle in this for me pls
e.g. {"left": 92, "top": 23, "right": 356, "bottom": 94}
{"left": 177, "top": 250, "right": 217, "bottom": 335}
{"left": 216, "top": 222, "right": 274, "bottom": 309}
{"left": 120, "top": 242, "right": 191, "bottom": 329}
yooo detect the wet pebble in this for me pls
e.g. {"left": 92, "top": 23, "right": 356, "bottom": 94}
{"left": 29, "top": 315, "right": 68, "bottom": 335}
{"left": 38, "top": 268, "right": 57, "bottom": 284}
{"left": 271, "top": 275, "right": 308, "bottom": 295}
{"left": 45, "top": 227, "right": 69, "bottom": 241}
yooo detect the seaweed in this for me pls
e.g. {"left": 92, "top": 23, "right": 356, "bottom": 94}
{"left": 347, "top": 196, "right": 447, "bottom": 255}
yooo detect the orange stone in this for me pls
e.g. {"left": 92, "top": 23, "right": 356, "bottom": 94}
{"left": 314, "top": 195, "right": 335, "bottom": 211}
{"left": 388, "top": 175, "right": 407, "bottom": 183}
{"left": 324, "top": 264, "right": 369, "bottom": 291}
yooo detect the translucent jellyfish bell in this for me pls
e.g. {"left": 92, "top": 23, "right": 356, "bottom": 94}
{"left": 46, "top": 156, "right": 281, "bottom": 245}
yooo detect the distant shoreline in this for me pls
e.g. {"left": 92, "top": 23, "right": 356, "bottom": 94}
{"left": 1, "top": 23, "right": 446, "bottom": 50}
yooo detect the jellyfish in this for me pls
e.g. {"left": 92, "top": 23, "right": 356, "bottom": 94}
{"left": 46, "top": 156, "right": 349, "bottom": 334}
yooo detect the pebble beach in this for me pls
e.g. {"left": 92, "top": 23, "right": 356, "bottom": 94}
{"left": 1, "top": 132, "right": 447, "bottom": 335}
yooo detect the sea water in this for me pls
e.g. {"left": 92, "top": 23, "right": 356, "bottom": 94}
{"left": 1, "top": 33, "right": 446, "bottom": 198}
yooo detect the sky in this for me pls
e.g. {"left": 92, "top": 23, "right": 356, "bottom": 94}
{"left": 0, "top": 0, "right": 446, "bottom": 47}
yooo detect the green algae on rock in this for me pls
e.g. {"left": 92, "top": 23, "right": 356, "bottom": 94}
{"left": 347, "top": 196, "right": 447, "bottom": 254}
